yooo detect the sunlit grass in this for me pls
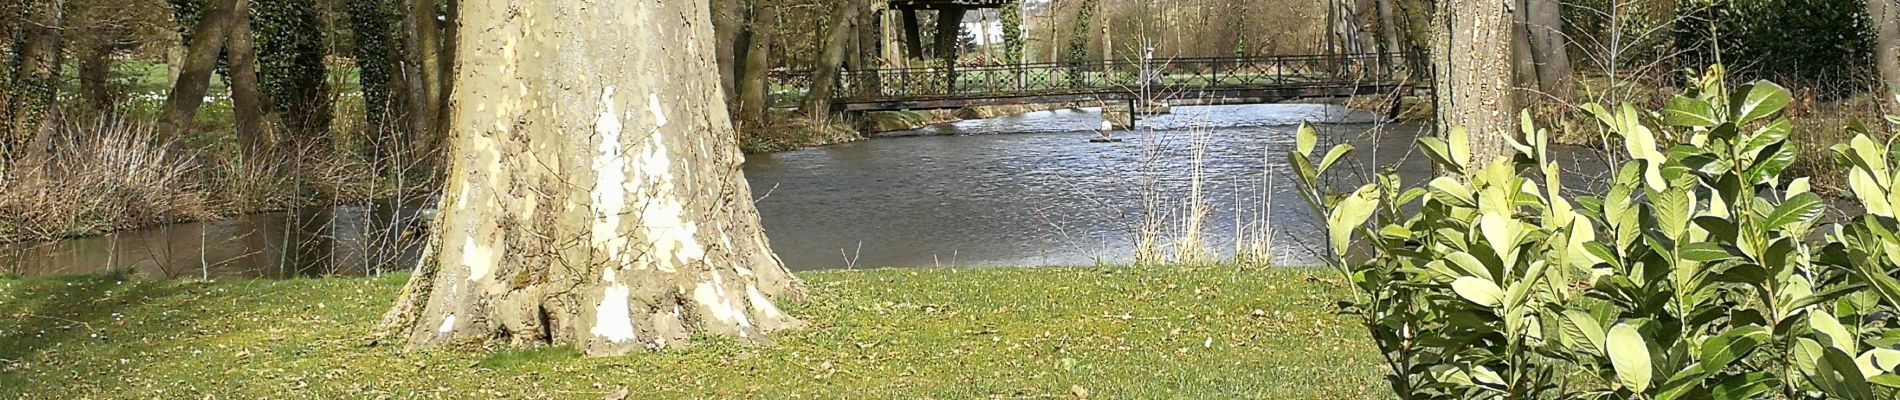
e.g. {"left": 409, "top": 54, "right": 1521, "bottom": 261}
{"left": 0, "top": 266, "right": 1387, "bottom": 399}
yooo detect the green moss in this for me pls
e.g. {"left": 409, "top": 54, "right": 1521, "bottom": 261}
{"left": 0, "top": 267, "right": 1386, "bottom": 399}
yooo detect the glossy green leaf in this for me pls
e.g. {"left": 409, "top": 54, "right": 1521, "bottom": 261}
{"left": 1764, "top": 192, "right": 1824, "bottom": 231}
{"left": 1607, "top": 322, "right": 1653, "bottom": 392}
{"left": 1732, "top": 81, "right": 1791, "bottom": 124}
{"left": 1664, "top": 95, "right": 1720, "bottom": 127}
{"left": 1452, "top": 277, "right": 1504, "bottom": 308}
{"left": 1296, "top": 123, "right": 1317, "bottom": 155}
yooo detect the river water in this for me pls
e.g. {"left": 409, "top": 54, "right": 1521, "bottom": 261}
{"left": 3, "top": 104, "right": 1609, "bottom": 278}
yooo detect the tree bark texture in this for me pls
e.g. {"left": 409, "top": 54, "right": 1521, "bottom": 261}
{"left": 373, "top": 0, "right": 803, "bottom": 356}
{"left": 1875, "top": 0, "right": 1900, "bottom": 112}
{"left": 713, "top": 0, "right": 746, "bottom": 103}
{"left": 736, "top": 2, "right": 775, "bottom": 129}
{"left": 800, "top": 0, "right": 868, "bottom": 118}
{"left": 159, "top": 0, "right": 238, "bottom": 139}
{"left": 1524, "top": 0, "right": 1571, "bottom": 100}
{"left": 1433, "top": 0, "right": 1516, "bottom": 168}
{"left": 225, "top": 0, "right": 275, "bottom": 156}
{"left": 5, "top": 0, "right": 65, "bottom": 160}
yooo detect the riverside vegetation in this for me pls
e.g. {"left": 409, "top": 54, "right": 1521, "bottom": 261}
{"left": 1297, "top": 67, "right": 1900, "bottom": 399}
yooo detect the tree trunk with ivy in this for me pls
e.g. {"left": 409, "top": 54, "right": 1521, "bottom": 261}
{"left": 254, "top": 0, "right": 331, "bottom": 146}
{"left": 370, "top": 0, "right": 803, "bottom": 356}
{"left": 347, "top": 0, "right": 400, "bottom": 156}
{"left": 226, "top": 0, "right": 275, "bottom": 156}
{"left": 1432, "top": 0, "right": 1516, "bottom": 168}
{"left": 4, "top": 0, "right": 65, "bottom": 162}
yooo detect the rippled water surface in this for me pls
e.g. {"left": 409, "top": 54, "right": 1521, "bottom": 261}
{"left": 6, "top": 103, "right": 1617, "bottom": 277}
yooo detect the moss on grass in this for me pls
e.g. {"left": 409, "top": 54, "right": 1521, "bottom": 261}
{"left": 0, "top": 267, "right": 1386, "bottom": 399}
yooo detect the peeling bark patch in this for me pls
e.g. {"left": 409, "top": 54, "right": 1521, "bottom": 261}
{"left": 437, "top": 314, "right": 457, "bottom": 334}
{"left": 649, "top": 94, "right": 668, "bottom": 127}
{"left": 590, "top": 87, "right": 632, "bottom": 263}
{"left": 746, "top": 284, "right": 784, "bottom": 320}
{"left": 693, "top": 273, "right": 751, "bottom": 336}
{"left": 591, "top": 284, "right": 638, "bottom": 343}
{"left": 628, "top": 123, "right": 705, "bottom": 271}
{"left": 462, "top": 236, "right": 494, "bottom": 282}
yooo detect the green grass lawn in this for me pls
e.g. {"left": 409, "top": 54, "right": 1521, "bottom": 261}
{"left": 0, "top": 267, "right": 1387, "bottom": 399}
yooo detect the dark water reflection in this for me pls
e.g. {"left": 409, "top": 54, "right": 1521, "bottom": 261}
{"left": 7, "top": 104, "right": 1619, "bottom": 278}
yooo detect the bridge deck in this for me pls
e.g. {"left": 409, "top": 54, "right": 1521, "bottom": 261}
{"left": 776, "top": 53, "right": 1423, "bottom": 113}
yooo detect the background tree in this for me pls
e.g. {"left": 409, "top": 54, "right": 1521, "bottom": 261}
{"left": 371, "top": 0, "right": 803, "bottom": 355}
{"left": 800, "top": 0, "right": 870, "bottom": 118}
{"left": 1432, "top": 0, "right": 1517, "bottom": 167}
{"left": 1875, "top": 0, "right": 1899, "bottom": 111}
{"left": 254, "top": 0, "right": 331, "bottom": 144}
{"left": 4, "top": 0, "right": 66, "bottom": 163}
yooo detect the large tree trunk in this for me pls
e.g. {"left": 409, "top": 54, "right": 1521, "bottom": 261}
{"left": 1525, "top": 0, "right": 1571, "bottom": 101}
{"left": 1875, "top": 0, "right": 1899, "bottom": 112}
{"left": 800, "top": 0, "right": 869, "bottom": 118}
{"left": 736, "top": 2, "right": 775, "bottom": 129}
{"left": 159, "top": 0, "right": 238, "bottom": 139}
{"left": 5, "top": 0, "right": 65, "bottom": 161}
{"left": 1432, "top": 0, "right": 1516, "bottom": 168}
{"left": 371, "top": 0, "right": 803, "bottom": 356}
{"left": 225, "top": 0, "right": 275, "bottom": 156}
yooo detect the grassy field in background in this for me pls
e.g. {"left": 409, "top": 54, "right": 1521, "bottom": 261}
{"left": 0, "top": 266, "right": 1387, "bottom": 399}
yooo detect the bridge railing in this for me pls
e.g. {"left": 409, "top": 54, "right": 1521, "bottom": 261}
{"left": 821, "top": 52, "right": 1416, "bottom": 102}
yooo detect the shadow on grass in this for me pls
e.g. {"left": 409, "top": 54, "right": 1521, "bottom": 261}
{"left": 0, "top": 273, "right": 188, "bottom": 368}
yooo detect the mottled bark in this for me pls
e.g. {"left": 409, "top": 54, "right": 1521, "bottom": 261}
{"left": 1875, "top": 0, "right": 1899, "bottom": 112}
{"left": 5, "top": 0, "right": 64, "bottom": 160}
{"left": 1432, "top": 0, "right": 1516, "bottom": 168}
{"left": 800, "top": 0, "right": 869, "bottom": 118}
{"left": 373, "top": 0, "right": 802, "bottom": 356}
{"left": 736, "top": 2, "right": 775, "bottom": 128}
{"left": 225, "top": 0, "right": 274, "bottom": 156}
{"left": 158, "top": 0, "right": 237, "bottom": 138}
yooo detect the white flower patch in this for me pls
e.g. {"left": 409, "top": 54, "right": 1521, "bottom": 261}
{"left": 591, "top": 284, "right": 639, "bottom": 343}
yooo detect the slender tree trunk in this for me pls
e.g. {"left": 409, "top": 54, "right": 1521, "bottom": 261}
{"left": 400, "top": 0, "right": 437, "bottom": 145}
{"left": 432, "top": 0, "right": 457, "bottom": 151}
{"left": 371, "top": 0, "right": 802, "bottom": 356}
{"left": 1525, "top": 0, "right": 1571, "bottom": 101}
{"left": 1511, "top": 1, "right": 1537, "bottom": 103}
{"left": 226, "top": 0, "right": 274, "bottom": 156}
{"left": 1375, "top": 0, "right": 1402, "bottom": 54}
{"left": 736, "top": 2, "right": 775, "bottom": 129}
{"left": 1874, "top": 0, "right": 1899, "bottom": 112}
{"left": 1432, "top": 0, "right": 1516, "bottom": 168}
{"left": 5, "top": 0, "right": 65, "bottom": 160}
{"left": 800, "top": 0, "right": 868, "bottom": 118}
{"left": 76, "top": 29, "right": 118, "bottom": 113}
{"left": 158, "top": 0, "right": 237, "bottom": 139}
{"left": 713, "top": 0, "right": 746, "bottom": 103}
